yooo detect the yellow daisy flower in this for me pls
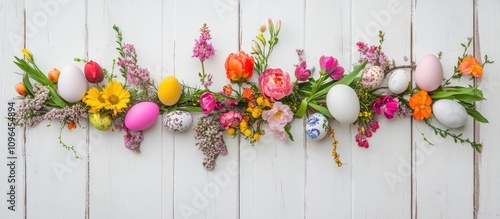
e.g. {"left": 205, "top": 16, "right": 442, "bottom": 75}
{"left": 83, "top": 87, "right": 106, "bottom": 113}
{"left": 101, "top": 80, "right": 130, "bottom": 115}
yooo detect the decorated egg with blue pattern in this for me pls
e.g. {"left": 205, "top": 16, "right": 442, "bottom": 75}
{"left": 305, "top": 113, "right": 329, "bottom": 141}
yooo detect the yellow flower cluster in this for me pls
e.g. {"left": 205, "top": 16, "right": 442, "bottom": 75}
{"left": 247, "top": 96, "right": 272, "bottom": 119}
{"left": 358, "top": 111, "right": 372, "bottom": 118}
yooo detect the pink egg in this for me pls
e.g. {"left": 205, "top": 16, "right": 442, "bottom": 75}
{"left": 125, "top": 102, "right": 160, "bottom": 131}
{"left": 415, "top": 54, "right": 443, "bottom": 91}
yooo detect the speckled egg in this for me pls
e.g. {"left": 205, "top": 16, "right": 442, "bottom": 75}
{"left": 163, "top": 110, "right": 193, "bottom": 133}
{"left": 305, "top": 113, "right": 329, "bottom": 141}
{"left": 89, "top": 113, "right": 112, "bottom": 131}
{"left": 361, "top": 66, "right": 385, "bottom": 90}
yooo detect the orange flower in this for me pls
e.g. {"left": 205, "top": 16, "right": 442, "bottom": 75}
{"left": 225, "top": 51, "right": 254, "bottom": 83}
{"left": 67, "top": 122, "right": 77, "bottom": 130}
{"left": 409, "top": 90, "right": 432, "bottom": 120}
{"left": 223, "top": 85, "right": 233, "bottom": 95}
{"left": 458, "top": 55, "right": 483, "bottom": 78}
{"left": 242, "top": 87, "right": 254, "bottom": 100}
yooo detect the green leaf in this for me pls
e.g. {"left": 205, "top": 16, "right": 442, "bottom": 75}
{"left": 308, "top": 102, "right": 333, "bottom": 118}
{"left": 177, "top": 106, "right": 202, "bottom": 112}
{"left": 294, "top": 98, "right": 309, "bottom": 118}
{"left": 47, "top": 87, "right": 68, "bottom": 108}
{"left": 310, "top": 61, "right": 367, "bottom": 100}
{"left": 284, "top": 124, "right": 294, "bottom": 142}
{"left": 466, "top": 108, "right": 489, "bottom": 123}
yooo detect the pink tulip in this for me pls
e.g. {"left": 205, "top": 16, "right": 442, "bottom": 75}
{"left": 319, "top": 55, "right": 344, "bottom": 80}
{"left": 199, "top": 92, "right": 215, "bottom": 114}
{"left": 294, "top": 61, "right": 311, "bottom": 81}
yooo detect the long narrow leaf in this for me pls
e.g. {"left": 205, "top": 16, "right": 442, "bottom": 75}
{"left": 466, "top": 108, "right": 489, "bottom": 123}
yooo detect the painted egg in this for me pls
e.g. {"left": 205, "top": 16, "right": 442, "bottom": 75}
{"left": 89, "top": 113, "right": 112, "bottom": 131}
{"left": 326, "top": 84, "right": 360, "bottom": 124}
{"left": 361, "top": 66, "right": 385, "bottom": 90}
{"left": 432, "top": 99, "right": 468, "bottom": 128}
{"left": 163, "top": 110, "right": 193, "bottom": 133}
{"left": 388, "top": 69, "right": 410, "bottom": 94}
{"left": 158, "top": 76, "right": 182, "bottom": 106}
{"left": 415, "top": 54, "right": 443, "bottom": 92}
{"left": 305, "top": 113, "right": 329, "bottom": 141}
{"left": 57, "top": 64, "right": 88, "bottom": 103}
{"left": 124, "top": 102, "right": 160, "bottom": 131}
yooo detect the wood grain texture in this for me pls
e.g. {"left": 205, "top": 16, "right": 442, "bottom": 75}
{"left": 1, "top": 1, "right": 499, "bottom": 219}
{"left": 477, "top": 0, "right": 500, "bottom": 218}
{"left": 414, "top": 0, "right": 475, "bottom": 218}
{"left": 23, "top": 0, "right": 88, "bottom": 218}
{"left": 0, "top": 0, "right": 26, "bottom": 218}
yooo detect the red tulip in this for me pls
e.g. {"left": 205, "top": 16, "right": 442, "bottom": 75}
{"left": 15, "top": 82, "right": 27, "bottom": 96}
{"left": 84, "top": 60, "right": 104, "bottom": 83}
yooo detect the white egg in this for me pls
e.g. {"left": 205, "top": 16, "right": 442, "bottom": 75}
{"left": 326, "top": 84, "right": 360, "bottom": 124}
{"left": 362, "top": 66, "right": 385, "bottom": 90}
{"left": 432, "top": 99, "right": 468, "bottom": 128}
{"left": 388, "top": 69, "right": 410, "bottom": 94}
{"left": 305, "top": 113, "right": 329, "bottom": 141}
{"left": 163, "top": 111, "right": 193, "bottom": 133}
{"left": 57, "top": 64, "right": 88, "bottom": 103}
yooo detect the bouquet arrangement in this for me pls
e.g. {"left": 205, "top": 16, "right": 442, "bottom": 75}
{"left": 12, "top": 20, "right": 492, "bottom": 170}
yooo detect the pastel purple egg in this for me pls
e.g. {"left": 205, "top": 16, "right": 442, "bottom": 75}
{"left": 125, "top": 102, "right": 160, "bottom": 131}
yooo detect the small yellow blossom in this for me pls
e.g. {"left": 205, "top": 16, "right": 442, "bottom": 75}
{"left": 22, "top": 48, "right": 32, "bottom": 61}
{"left": 244, "top": 129, "right": 252, "bottom": 137}
{"left": 227, "top": 128, "right": 236, "bottom": 136}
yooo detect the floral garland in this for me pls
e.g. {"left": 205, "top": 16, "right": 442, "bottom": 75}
{"left": 13, "top": 20, "right": 493, "bottom": 170}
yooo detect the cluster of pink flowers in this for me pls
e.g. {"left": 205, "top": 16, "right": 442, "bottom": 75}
{"left": 194, "top": 115, "right": 228, "bottom": 170}
{"left": 355, "top": 120, "right": 379, "bottom": 148}
{"left": 117, "top": 43, "right": 151, "bottom": 86}
{"left": 262, "top": 102, "right": 293, "bottom": 140}
{"left": 123, "top": 127, "right": 144, "bottom": 151}
{"left": 192, "top": 24, "right": 215, "bottom": 62}
{"left": 15, "top": 83, "right": 50, "bottom": 127}
{"left": 43, "top": 102, "right": 88, "bottom": 125}
{"left": 356, "top": 42, "right": 393, "bottom": 72}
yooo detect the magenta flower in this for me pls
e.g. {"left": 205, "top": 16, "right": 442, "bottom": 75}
{"left": 319, "top": 55, "right": 345, "bottom": 80}
{"left": 199, "top": 92, "right": 216, "bottom": 114}
{"left": 259, "top": 68, "right": 293, "bottom": 102}
{"left": 371, "top": 95, "right": 399, "bottom": 120}
{"left": 262, "top": 102, "right": 293, "bottom": 140}
{"left": 294, "top": 61, "right": 311, "bottom": 81}
{"left": 219, "top": 111, "right": 242, "bottom": 129}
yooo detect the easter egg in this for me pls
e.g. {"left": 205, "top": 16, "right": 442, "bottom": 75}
{"left": 163, "top": 110, "right": 193, "bottom": 133}
{"left": 326, "top": 84, "right": 360, "bottom": 124}
{"left": 432, "top": 99, "right": 468, "bottom": 128}
{"left": 361, "top": 66, "right": 385, "bottom": 90}
{"left": 158, "top": 76, "right": 182, "bottom": 106}
{"left": 388, "top": 69, "right": 410, "bottom": 94}
{"left": 124, "top": 102, "right": 159, "bottom": 131}
{"left": 415, "top": 54, "right": 443, "bottom": 92}
{"left": 305, "top": 113, "right": 329, "bottom": 141}
{"left": 57, "top": 64, "right": 88, "bottom": 103}
{"left": 89, "top": 113, "right": 112, "bottom": 131}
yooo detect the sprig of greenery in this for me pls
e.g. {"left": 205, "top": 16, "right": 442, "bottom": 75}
{"left": 424, "top": 119, "right": 481, "bottom": 152}
{"left": 251, "top": 19, "right": 281, "bottom": 75}
{"left": 58, "top": 125, "right": 81, "bottom": 159}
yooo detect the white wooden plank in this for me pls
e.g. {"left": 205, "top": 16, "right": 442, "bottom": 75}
{"left": 350, "top": 0, "right": 413, "bottom": 218}
{"left": 303, "top": 1, "right": 352, "bottom": 218}
{"left": 87, "top": 1, "right": 164, "bottom": 218}
{"left": 477, "top": 0, "right": 500, "bottom": 218}
{"left": 0, "top": 1, "right": 26, "bottom": 218}
{"left": 24, "top": 0, "right": 88, "bottom": 218}
{"left": 161, "top": 0, "right": 176, "bottom": 218}
{"left": 239, "top": 0, "right": 306, "bottom": 218}
{"left": 172, "top": 1, "right": 240, "bottom": 218}
{"left": 414, "top": 0, "right": 474, "bottom": 218}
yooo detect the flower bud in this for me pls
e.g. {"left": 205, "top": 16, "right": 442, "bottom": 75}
{"left": 257, "top": 33, "right": 266, "bottom": 46}
{"left": 47, "top": 68, "right": 61, "bottom": 83}
{"left": 84, "top": 60, "right": 104, "bottom": 83}
{"left": 275, "top": 20, "right": 281, "bottom": 33}
{"left": 260, "top": 24, "right": 266, "bottom": 33}
{"left": 15, "top": 82, "right": 27, "bottom": 96}
{"left": 251, "top": 41, "right": 262, "bottom": 54}
{"left": 268, "top": 18, "right": 274, "bottom": 33}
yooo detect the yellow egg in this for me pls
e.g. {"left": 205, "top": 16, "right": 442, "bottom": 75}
{"left": 158, "top": 76, "right": 182, "bottom": 106}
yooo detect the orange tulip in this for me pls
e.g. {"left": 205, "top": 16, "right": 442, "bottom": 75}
{"left": 225, "top": 51, "right": 254, "bottom": 83}
{"left": 15, "top": 82, "right": 27, "bottom": 96}
{"left": 48, "top": 68, "right": 61, "bottom": 83}
{"left": 458, "top": 55, "right": 483, "bottom": 78}
{"left": 409, "top": 90, "right": 432, "bottom": 120}
{"left": 242, "top": 87, "right": 254, "bottom": 100}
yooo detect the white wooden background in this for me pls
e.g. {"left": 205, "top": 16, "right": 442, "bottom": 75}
{"left": 1, "top": 0, "right": 499, "bottom": 218}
